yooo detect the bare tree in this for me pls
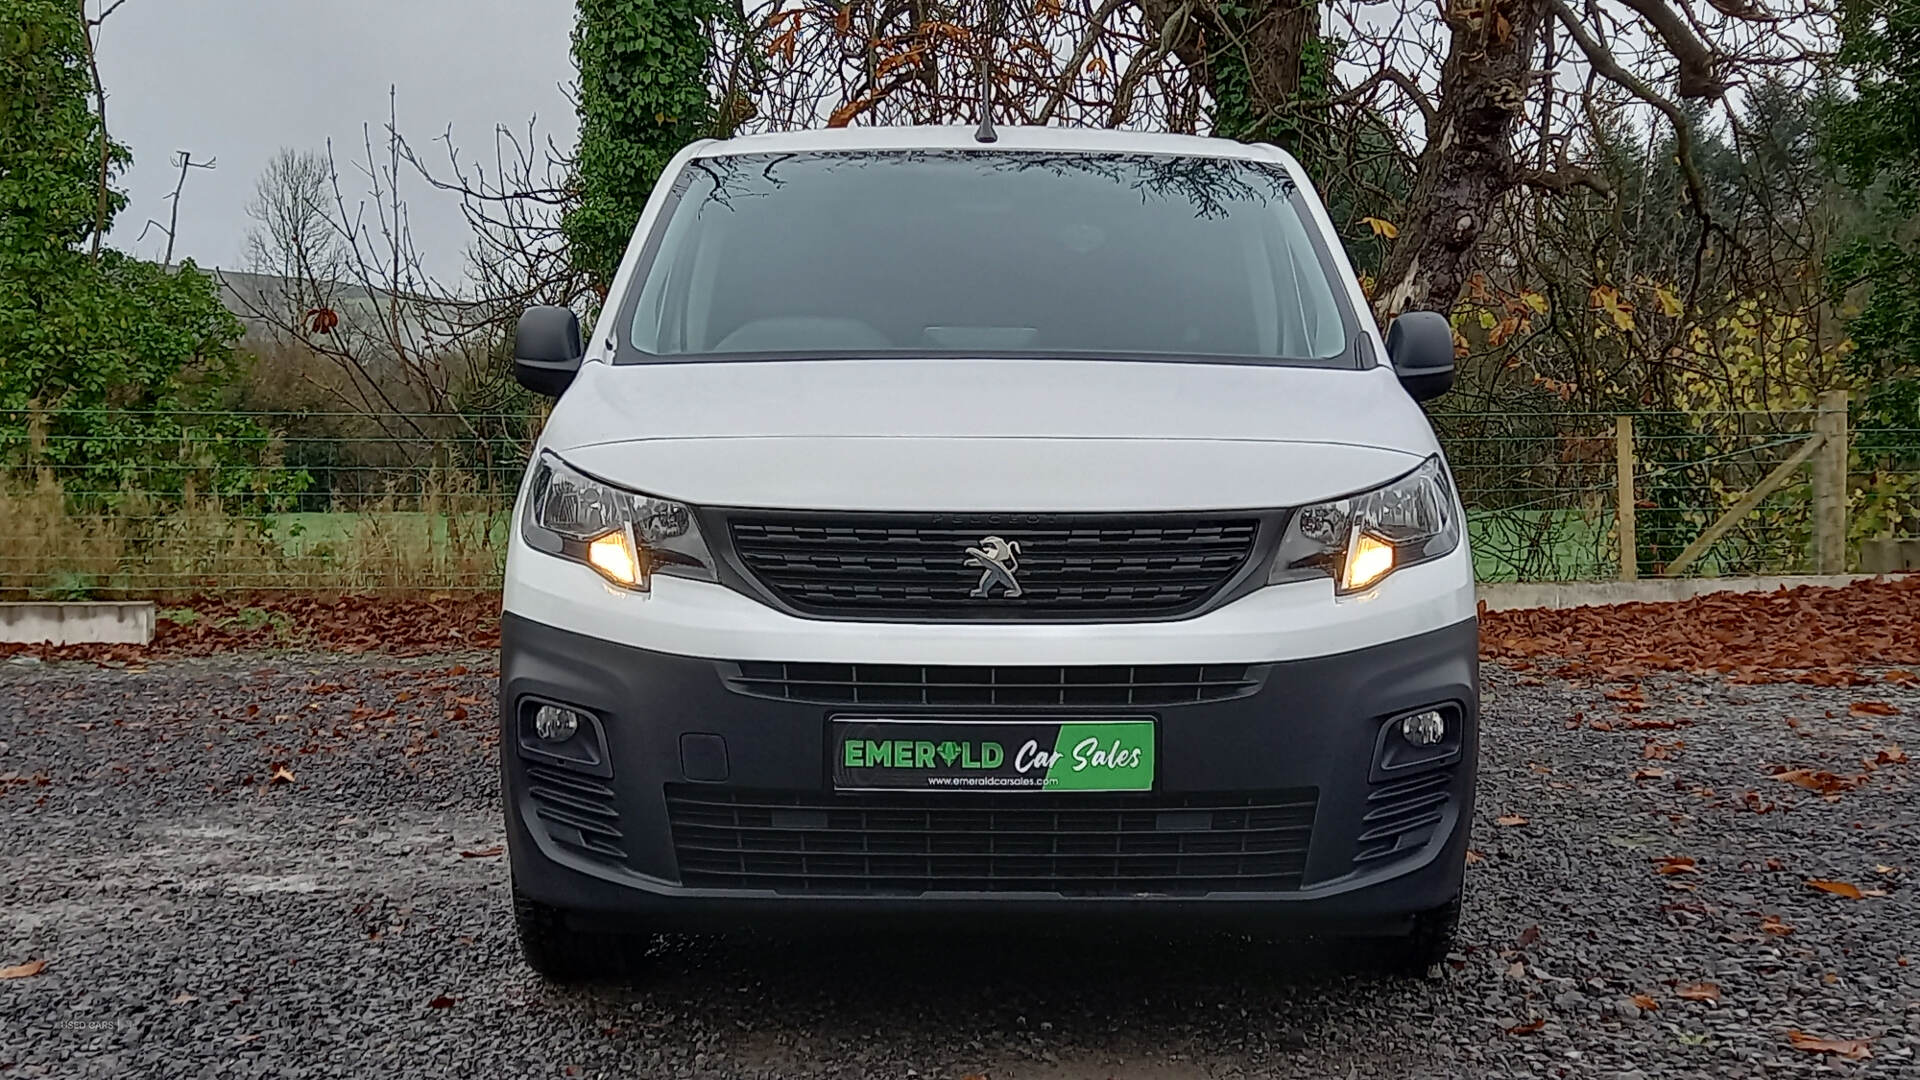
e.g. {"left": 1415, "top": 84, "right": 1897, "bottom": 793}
{"left": 223, "top": 92, "right": 579, "bottom": 473}
{"left": 245, "top": 148, "right": 344, "bottom": 283}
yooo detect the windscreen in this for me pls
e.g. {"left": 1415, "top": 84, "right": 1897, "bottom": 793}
{"left": 624, "top": 150, "right": 1354, "bottom": 364}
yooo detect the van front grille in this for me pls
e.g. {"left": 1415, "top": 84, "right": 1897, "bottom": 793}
{"left": 721, "top": 661, "right": 1264, "bottom": 707}
{"left": 724, "top": 512, "right": 1261, "bottom": 621}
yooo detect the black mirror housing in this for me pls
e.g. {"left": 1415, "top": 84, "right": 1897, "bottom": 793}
{"left": 1385, "top": 310, "right": 1456, "bottom": 402}
{"left": 514, "top": 306, "right": 584, "bottom": 397}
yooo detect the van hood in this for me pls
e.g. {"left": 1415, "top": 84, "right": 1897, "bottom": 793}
{"left": 544, "top": 357, "right": 1438, "bottom": 512}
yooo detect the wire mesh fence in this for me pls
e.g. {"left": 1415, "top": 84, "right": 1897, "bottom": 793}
{"left": 1431, "top": 406, "right": 1920, "bottom": 581}
{"left": 3, "top": 407, "right": 1917, "bottom": 596}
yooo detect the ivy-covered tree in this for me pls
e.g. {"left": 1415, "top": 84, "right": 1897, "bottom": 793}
{"left": 1826, "top": 0, "right": 1920, "bottom": 444}
{"left": 0, "top": 1, "right": 284, "bottom": 499}
{"left": 1136, "top": 1, "right": 1327, "bottom": 151}
{"left": 563, "top": 0, "right": 718, "bottom": 292}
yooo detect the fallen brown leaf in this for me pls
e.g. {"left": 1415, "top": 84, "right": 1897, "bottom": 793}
{"left": 0, "top": 958, "right": 46, "bottom": 979}
{"left": 1655, "top": 855, "right": 1698, "bottom": 875}
{"left": 1495, "top": 814, "right": 1528, "bottom": 827}
{"left": 1849, "top": 700, "right": 1900, "bottom": 717}
{"left": 1630, "top": 993, "right": 1659, "bottom": 1011}
{"left": 1642, "top": 738, "right": 1681, "bottom": 760}
{"left": 1786, "top": 1030, "right": 1872, "bottom": 1059}
{"left": 1465, "top": 849, "right": 1485, "bottom": 865}
{"left": 428, "top": 993, "right": 457, "bottom": 1009}
{"left": 459, "top": 846, "right": 504, "bottom": 859}
{"left": 1675, "top": 982, "right": 1721, "bottom": 1002}
{"left": 268, "top": 764, "right": 295, "bottom": 785}
{"left": 1760, "top": 914, "right": 1795, "bottom": 935}
{"left": 1770, "top": 768, "right": 1864, "bottom": 795}
{"left": 1516, "top": 925, "right": 1541, "bottom": 948}
{"left": 1506, "top": 1017, "right": 1545, "bottom": 1035}
{"left": 1632, "top": 767, "right": 1669, "bottom": 781}
{"left": 1806, "top": 879, "right": 1865, "bottom": 900}
{"left": 1874, "top": 745, "right": 1908, "bottom": 765}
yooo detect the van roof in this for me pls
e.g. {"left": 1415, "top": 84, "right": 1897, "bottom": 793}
{"left": 690, "top": 125, "right": 1301, "bottom": 170}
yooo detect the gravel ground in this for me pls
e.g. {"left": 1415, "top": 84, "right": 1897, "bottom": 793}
{"left": 2, "top": 652, "right": 1916, "bottom": 1078}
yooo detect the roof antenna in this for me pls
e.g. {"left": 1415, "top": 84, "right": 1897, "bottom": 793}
{"left": 973, "top": 0, "right": 1000, "bottom": 143}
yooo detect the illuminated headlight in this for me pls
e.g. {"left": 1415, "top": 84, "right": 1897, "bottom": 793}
{"left": 523, "top": 451, "right": 713, "bottom": 591}
{"left": 1267, "top": 456, "right": 1460, "bottom": 595}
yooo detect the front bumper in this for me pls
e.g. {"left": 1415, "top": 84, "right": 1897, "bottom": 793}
{"left": 501, "top": 613, "right": 1478, "bottom": 930}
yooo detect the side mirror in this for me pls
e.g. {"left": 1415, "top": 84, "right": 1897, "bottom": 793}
{"left": 1385, "top": 310, "right": 1456, "bottom": 402}
{"left": 514, "top": 306, "right": 584, "bottom": 397}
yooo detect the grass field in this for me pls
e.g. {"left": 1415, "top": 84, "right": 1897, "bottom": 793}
{"left": 265, "top": 511, "right": 515, "bottom": 552}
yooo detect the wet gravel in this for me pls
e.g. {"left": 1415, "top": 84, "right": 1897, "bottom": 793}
{"left": 2, "top": 652, "right": 1917, "bottom": 1078}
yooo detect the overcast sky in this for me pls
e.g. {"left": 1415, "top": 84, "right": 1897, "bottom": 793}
{"left": 97, "top": 0, "right": 579, "bottom": 283}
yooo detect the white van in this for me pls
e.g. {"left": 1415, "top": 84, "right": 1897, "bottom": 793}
{"left": 500, "top": 126, "right": 1477, "bottom": 980}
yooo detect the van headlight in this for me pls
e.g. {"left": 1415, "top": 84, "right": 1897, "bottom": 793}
{"left": 522, "top": 451, "right": 713, "bottom": 591}
{"left": 1267, "top": 456, "right": 1460, "bottom": 595}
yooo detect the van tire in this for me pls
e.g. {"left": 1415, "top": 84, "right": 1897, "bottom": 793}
{"left": 512, "top": 885, "right": 649, "bottom": 983}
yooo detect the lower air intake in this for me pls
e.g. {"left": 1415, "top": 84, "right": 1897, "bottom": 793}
{"left": 665, "top": 786, "right": 1317, "bottom": 896}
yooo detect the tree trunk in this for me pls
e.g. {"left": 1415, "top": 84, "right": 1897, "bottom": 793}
{"left": 1139, "top": 0, "right": 1320, "bottom": 143}
{"left": 1372, "top": 0, "right": 1545, "bottom": 321}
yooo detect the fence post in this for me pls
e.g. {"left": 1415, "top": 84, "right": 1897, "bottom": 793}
{"left": 1812, "top": 389, "right": 1849, "bottom": 574}
{"left": 1616, "top": 415, "right": 1637, "bottom": 581}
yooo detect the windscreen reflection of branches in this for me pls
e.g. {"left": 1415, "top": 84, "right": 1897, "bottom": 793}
{"left": 690, "top": 150, "right": 1297, "bottom": 221}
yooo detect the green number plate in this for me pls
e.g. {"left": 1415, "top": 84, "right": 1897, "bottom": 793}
{"left": 831, "top": 718, "right": 1155, "bottom": 793}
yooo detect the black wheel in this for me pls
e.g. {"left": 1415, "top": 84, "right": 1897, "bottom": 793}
{"left": 1374, "top": 891, "right": 1461, "bottom": 977}
{"left": 512, "top": 881, "right": 650, "bottom": 983}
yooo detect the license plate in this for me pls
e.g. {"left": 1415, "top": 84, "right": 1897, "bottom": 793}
{"left": 831, "top": 718, "right": 1155, "bottom": 792}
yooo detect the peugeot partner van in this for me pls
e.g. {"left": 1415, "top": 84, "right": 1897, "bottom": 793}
{"left": 500, "top": 126, "right": 1477, "bottom": 980}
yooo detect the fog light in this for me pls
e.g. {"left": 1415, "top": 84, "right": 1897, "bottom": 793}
{"left": 533, "top": 704, "right": 583, "bottom": 742}
{"left": 1400, "top": 709, "right": 1446, "bottom": 746}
